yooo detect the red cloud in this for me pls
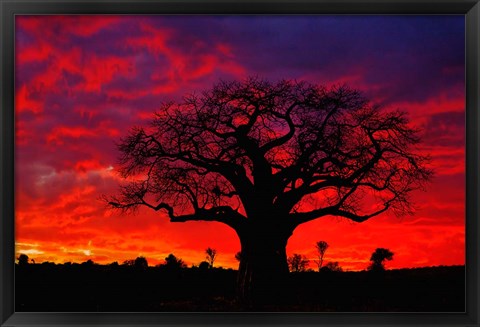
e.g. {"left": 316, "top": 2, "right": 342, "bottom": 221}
{"left": 394, "top": 93, "right": 465, "bottom": 118}
{"left": 47, "top": 126, "right": 98, "bottom": 144}
{"left": 62, "top": 16, "right": 122, "bottom": 37}
{"left": 17, "top": 45, "right": 137, "bottom": 106}
{"left": 46, "top": 122, "right": 120, "bottom": 145}
{"left": 74, "top": 159, "right": 104, "bottom": 173}
{"left": 17, "top": 15, "right": 122, "bottom": 38}
{"left": 16, "top": 41, "right": 53, "bottom": 65}
{"left": 125, "top": 23, "right": 173, "bottom": 56}
{"left": 16, "top": 84, "right": 43, "bottom": 113}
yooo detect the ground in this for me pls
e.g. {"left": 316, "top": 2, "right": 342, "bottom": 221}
{"left": 15, "top": 264, "right": 465, "bottom": 312}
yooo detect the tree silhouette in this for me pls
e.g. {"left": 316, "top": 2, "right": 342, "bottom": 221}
{"left": 198, "top": 261, "right": 210, "bottom": 270}
{"left": 314, "top": 241, "right": 329, "bottom": 271}
{"left": 287, "top": 253, "right": 309, "bottom": 272}
{"left": 205, "top": 247, "right": 217, "bottom": 268}
{"left": 107, "top": 77, "right": 432, "bottom": 302}
{"left": 368, "top": 248, "right": 394, "bottom": 271}
{"left": 134, "top": 256, "right": 148, "bottom": 270}
{"left": 17, "top": 254, "right": 29, "bottom": 266}
{"left": 162, "top": 254, "right": 186, "bottom": 270}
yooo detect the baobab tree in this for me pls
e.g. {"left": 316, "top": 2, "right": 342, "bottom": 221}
{"left": 107, "top": 77, "right": 431, "bottom": 302}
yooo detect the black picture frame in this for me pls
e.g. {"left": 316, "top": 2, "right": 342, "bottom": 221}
{"left": 1, "top": 1, "right": 479, "bottom": 326}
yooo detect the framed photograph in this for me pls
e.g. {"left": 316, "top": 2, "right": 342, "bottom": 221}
{"left": 1, "top": 0, "right": 479, "bottom": 326}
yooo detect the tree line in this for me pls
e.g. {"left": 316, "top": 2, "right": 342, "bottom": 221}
{"left": 16, "top": 247, "right": 219, "bottom": 270}
{"left": 17, "top": 243, "right": 394, "bottom": 273}
{"left": 285, "top": 241, "right": 394, "bottom": 273}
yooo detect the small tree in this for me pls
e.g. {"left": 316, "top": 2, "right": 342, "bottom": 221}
{"left": 17, "top": 254, "right": 29, "bottom": 266}
{"left": 198, "top": 261, "right": 210, "bottom": 270}
{"left": 287, "top": 254, "right": 309, "bottom": 273}
{"left": 368, "top": 248, "right": 394, "bottom": 271}
{"left": 163, "top": 253, "right": 186, "bottom": 270}
{"left": 205, "top": 247, "right": 217, "bottom": 268}
{"left": 134, "top": 256, "right": 148, "bottom": 270}
{"left": 314, "top": 241, "right": 329, "bottom": 271}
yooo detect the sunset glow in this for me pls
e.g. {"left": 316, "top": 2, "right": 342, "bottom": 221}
{"left": 15, "top": 15, "right": 465, "bottom": 271}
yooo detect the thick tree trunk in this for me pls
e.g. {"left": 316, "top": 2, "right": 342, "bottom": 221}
{"left": 236, "top": 230, "right": 291, "bottom": 305}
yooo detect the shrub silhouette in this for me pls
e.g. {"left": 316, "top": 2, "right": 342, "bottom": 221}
{"left": 288, "top": 254, "right": 309, "bottom": 272}
{"left": 134, "top": 256, "right": 148, "bottom": 270}
{"left": 161, "top": 254, "right": 186, "bottom": 270}
{"left": 17, "top": 254, "right": 29, "bottom": 266}
{"left": 321, "top": 261, "right": 343, "bottom": 272}
{"left": 368, "top": 248, "right": 394, "bottom": 271}
{"left": 198, "top": 261, "right": 210, "bottom": 270}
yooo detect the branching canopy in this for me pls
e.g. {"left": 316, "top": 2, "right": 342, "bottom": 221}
{"left": 107, "top": 77, "right": 432, "bottom": 232}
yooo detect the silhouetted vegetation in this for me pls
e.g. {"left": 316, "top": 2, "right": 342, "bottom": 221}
{"left": 287, "top": 254, "right": 309, "bottom": 272}
{"left": 15, "top": 259, "right": 464, "bottom": 312}
{"left": 198, "top": 261, "right": 210, "bottom": 270}
{"left": 205, "top": 247, "right": 217, "bottom": 268}
{"left": 122, "top": 256, "right": 148, "bottom": 270}
{"left": 17, "top": 254, "right": 29, "bottom": 267}
{"left": 106, "top": 77, "right": 433, "bottom": 302}
{"left": 320, "top": 261, "right": 343, "bottom": 272}
{"left": 314, "top": 241, "right": 329, "bottom": 271}
{"left": 159, "top": 254, "right": 186, "bottom": 270}
{"left": 368, "top": 248, "right": 394, "bottom": 271}
{"left": 134, "top": 256, "right": 148, "bottom": 270}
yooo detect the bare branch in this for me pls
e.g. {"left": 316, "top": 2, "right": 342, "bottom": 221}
{"left": 108, "top": 198, "right": 246, "bottom": 230}
{"left": 290, "top": 201, "right": 391, "bottom": 225}
{"left": 107, "top": 77, "right": 432, "bottom": 229}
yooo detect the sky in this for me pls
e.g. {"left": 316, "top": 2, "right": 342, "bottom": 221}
{"left": 14, "top": 15, "right": 465, "bottom": 271}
